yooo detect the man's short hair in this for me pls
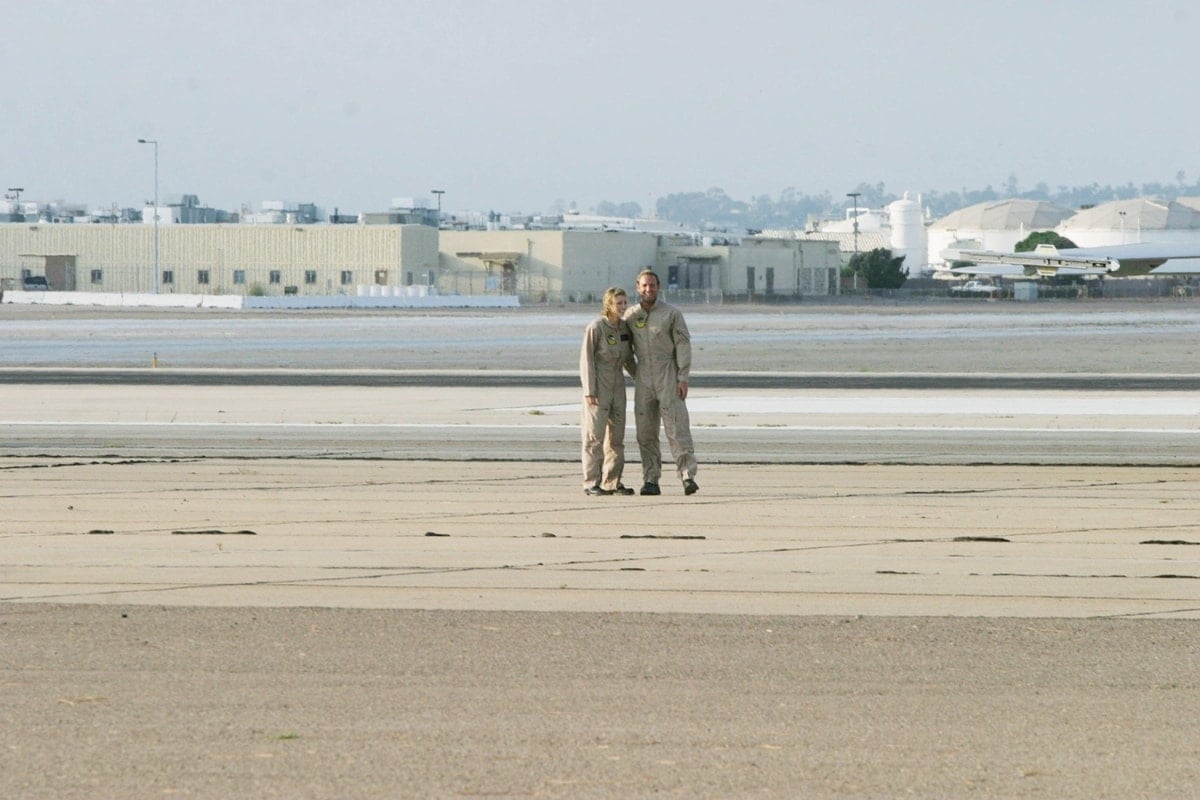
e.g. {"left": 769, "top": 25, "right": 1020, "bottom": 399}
{"left": 636, "top": 269, "right": 660, "bottom": 286}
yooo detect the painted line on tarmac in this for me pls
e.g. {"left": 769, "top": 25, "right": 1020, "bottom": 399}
{"left": 4, "top": 421, "right": 1200, "bottom": 435}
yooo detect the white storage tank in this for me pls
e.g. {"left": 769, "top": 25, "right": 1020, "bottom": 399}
{"left": 888, "top": 192, "right": 927, "bottom": 276}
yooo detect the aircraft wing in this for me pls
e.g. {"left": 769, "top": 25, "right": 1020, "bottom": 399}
{"left": 942, "top": 243, "right": 1200, "bottom": 277}
{"left": 943, "top": 262, "right": 1030, "bottom": 278}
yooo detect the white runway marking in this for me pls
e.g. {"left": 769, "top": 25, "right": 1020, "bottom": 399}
{"left": 534, "top": 393, "right": 1200, "bottom": 416}
{"left": 4, "top": 421, "right": 1200, "bottom": 435}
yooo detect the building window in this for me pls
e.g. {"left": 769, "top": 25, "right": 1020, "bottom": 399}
{"left": 197, "top": 270, "right": 210, "bottom": 285}
{"left": 90, "top": 269, "right": 103, "bottom": 284}
{"left": 162, "top": 270, "right": 174, "bottom": 285}
{"left": 233, "top": 270, "right": 245, "bottom": 285}
{"left": 304, "top": 270, "right": 317, "bottom": 285}
{"left": 340, "top": 270, "right": 353, "bottom": 286}
{"left": 269, "top": 270, "right": 281, "bottom": 285}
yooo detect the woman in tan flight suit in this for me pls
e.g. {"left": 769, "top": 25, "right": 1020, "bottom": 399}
{"left": 579, "top": 287, "right": 637, "bottom": 495}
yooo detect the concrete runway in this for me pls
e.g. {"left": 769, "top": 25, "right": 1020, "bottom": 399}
{"left": 4, "top": 304, "right": 1200, "bottom": 798}
{"left": 6, "top": 457, "right": 1200, "bottom": 618}
{"left": 4, "top": 375, "right": 1200, "bottom": 464}
{"left": 5, "top": 453, "right": 1200, "bottom": 798}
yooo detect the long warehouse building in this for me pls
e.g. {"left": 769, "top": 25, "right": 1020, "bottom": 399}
{"left": 0, "top": 224, "right": 842, "bottom": 301}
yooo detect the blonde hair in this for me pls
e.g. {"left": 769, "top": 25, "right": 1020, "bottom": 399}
{"left": 601, "top": 286, "right": 627, "bottom": 318}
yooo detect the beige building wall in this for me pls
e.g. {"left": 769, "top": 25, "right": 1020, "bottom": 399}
{"left": 657, "top": 238, "right": 842, "bottom": 299}
{"left": 0, "top": 223, "right": 840, "bottom": 300}
{"left": 0, "top": 223, "right": 437, "bottom": 295}
{"left": 796, "top": 240, "right": 843, "bottom": 296}
{"left": 437, "top": 230, "right": 564, "bottom": 299}
{"left": 562, "top": 231, "right": 658, "bottom": 300}
{"left": 434, "top": 230, "right": 846, "bottom": 303}
{"left": 396, "top": 225, "right": 439, "bottom": 286}
{"left": 436, "top": 229, "right": 658, "bottom": 302}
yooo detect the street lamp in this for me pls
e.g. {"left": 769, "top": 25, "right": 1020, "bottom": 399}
{"left": 430, "top": 189, "right": 445, "bottom": 227}
{"left": 846, "top": 192, "right": 862, "bottom": 291}
{"left": 845, "top": 192, "right": 861, "bottom": 259}
{"left": 137, "top": 138, "right": 159, "bottom": 293}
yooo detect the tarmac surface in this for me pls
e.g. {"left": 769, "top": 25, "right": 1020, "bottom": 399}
{"left": 3, "top": 301, "right": 1200, "bottom": 798}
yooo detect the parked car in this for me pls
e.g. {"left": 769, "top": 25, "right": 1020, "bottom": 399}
{"left": 950, "top": 280, "right": 1000, "bottom": 296}
{"left": 22, "top": 275, "right": 49, "bottom": 290}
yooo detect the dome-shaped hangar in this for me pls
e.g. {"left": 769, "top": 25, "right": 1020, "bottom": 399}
{"left": 932, "top": 198, "right": 1074, "bottom": 232}
{"left": 1058, "top": 198, "right": 1200, "bottom": 247}
{"left": 928, "top": 199, "right": 1073, "bottom": 268}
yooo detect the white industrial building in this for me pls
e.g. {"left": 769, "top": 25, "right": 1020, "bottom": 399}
{"left": 927, "top": 199, "right": 1075, "bottom": 270}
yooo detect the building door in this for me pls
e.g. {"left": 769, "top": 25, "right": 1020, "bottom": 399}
{"left": 45, "top": 255, "right": 77, "bottom": 291}
{"left": 746, "top": 266, "right": 755, "bottom": 295}
{"left": 674, "top": 260, "right": 713, "bottom": 291}
{"left": 765, "top": 267, "right": 775, "bottom": 295}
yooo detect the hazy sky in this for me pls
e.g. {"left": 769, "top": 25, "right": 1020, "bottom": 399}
{"left": 6, "top": 0, "right": 1198, "bottom": 215}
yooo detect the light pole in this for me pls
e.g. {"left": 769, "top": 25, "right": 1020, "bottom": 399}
{"left": 846, "top": 192, "right": 861, "bottom": 290}
{"left": 845, "top": 192, "right": 861, "bottom": 259}
{"left": 431, "top": 189, "right": 445, "bottom": 227}
{"left": 137, "top": 138, "right": 159, "bottom": 293}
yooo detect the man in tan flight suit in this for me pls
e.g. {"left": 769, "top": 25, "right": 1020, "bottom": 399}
{"left": 579, "top": 287, "right": 637, "bottom": 496}
{"left": 623, "top": 269, "right": 699, "bottom": 496}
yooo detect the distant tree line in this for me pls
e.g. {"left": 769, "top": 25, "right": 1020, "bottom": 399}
{"left": 593, "top": 171, "right": 1200, "bottom": 232}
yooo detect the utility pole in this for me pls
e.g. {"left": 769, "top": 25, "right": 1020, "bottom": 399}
{"left": 846, "top": 192, "right": 861, "bottom": 259}
{"left": 846, "top": 192, "right": 861, "bottom": 290}
{"left": 137, "top": 138, "right": 159, "bottom": 293}
{"left": 431, "top": 189, "right": 445, "bottom": 227}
